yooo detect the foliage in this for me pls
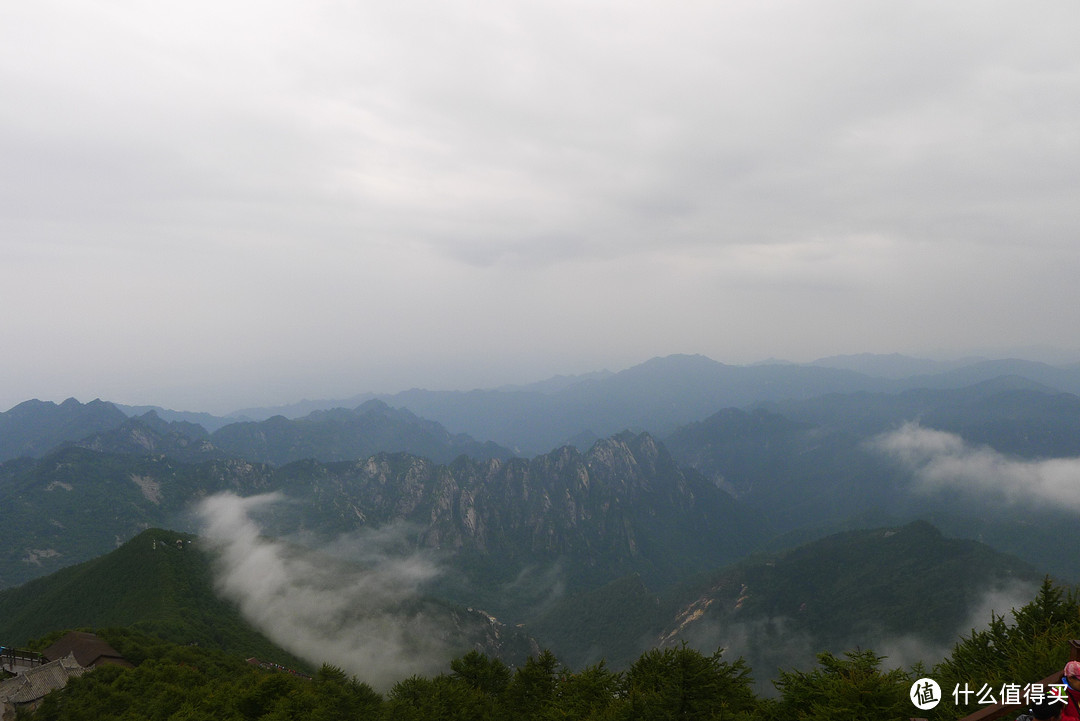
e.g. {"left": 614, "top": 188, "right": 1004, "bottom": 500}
{"left": 30, "top": 630, "right": 377, "bottom": 721}
{"left": 761, "top": 649, "right": 912, "bottom": 721}
{"left": 450, "top": 650, "right": 511, "bottom": 696}
{"left": 930, "top": 576, "right": 1080, "bottom": 719}
{"left": 19, "top": 580, "right": 1080, "bottom": 720}
{"left": 0, "top": 530, "right": 305, "bottom": 670}
{"left": 623, "top": 644, "right": 756, "bottom": 720}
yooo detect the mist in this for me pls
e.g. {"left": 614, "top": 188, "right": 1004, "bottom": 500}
{"left": 673, "top": 579, "right": 1038, "bottom": 696}
{"left": 875, "top": 422, "right": 1080, "bottom": 511}
{"left": 876, "top": 578, "right": 1037, "bottom": 671}
{"left": 196, "top": 492, "right": 452, "bottom": 689}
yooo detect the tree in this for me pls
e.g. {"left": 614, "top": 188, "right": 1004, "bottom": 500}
{"left": 931, "top": 577, "right": 1080, "bottom": 719}
{"left": 450, "top": 650, "right": 512, "bottom": 696}
{"left": 548, "top": 661, "right": 624, "bottom": 720}
{"left": 767, "top": 649, "right": 911, "bottom": 721}
{"left": 505, "top": 650, "right": 561, "bottom": 720}
{"left": 623, "top": 644, "right": 756, "bottom": 719}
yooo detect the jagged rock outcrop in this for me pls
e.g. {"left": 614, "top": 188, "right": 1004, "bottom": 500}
{"left": 268, "top": 431, "right": 762, "bottom": 588}
{"left": 1, "top": 431, "right": 761, "bottom": 597}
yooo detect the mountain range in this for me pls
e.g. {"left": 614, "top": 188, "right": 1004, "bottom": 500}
{"left": 2, "top": 351, "right": 1079, "bottom": 685}
{"left": 0, "top": 519, "right": 1039, "bottom": 693}
{"left": 215, "top": 353, "right": 1080, "bottom": 454}
{"left": 0, "top": 429, "right": 760, "bottom": 596}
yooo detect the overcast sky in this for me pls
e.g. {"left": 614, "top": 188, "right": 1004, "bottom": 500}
{"left": 3, "top": 2, "right": 1079, "bottom": 414}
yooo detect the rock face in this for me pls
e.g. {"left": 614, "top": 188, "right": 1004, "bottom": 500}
{"left": 269, "top": 431, "right": 762, "bottom": 590}
{"left": 1, "top": 430, "right": 762, "bottom": 599}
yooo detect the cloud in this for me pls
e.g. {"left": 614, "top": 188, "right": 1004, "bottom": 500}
{"left": 874, "top": 422, "right": 1080, "bottom": 511}
{"left": 672, "top": 578, "right": 1038, "bottom": 696}
{"left": 196, "top": 492, "right": 451, "bottom": 689}
{"left": 877, "top": 578, "right": 1037, "bottom": 671}
{"left": 3, "top": 2, "right": 1080, "bottom": 411}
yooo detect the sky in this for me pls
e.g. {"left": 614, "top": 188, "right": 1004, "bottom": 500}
{"left": 3, "top": 1, "right": 1079, "bottom": 414}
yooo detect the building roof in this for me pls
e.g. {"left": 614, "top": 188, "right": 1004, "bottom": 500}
{"left": 0, "top": 653, "right": 85, "bottom": 705}
{"left": 41, "top": 632, "right": 131, "bottom": 669}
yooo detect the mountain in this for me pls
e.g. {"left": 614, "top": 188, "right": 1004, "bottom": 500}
{"left": 256, "top": 431, "right": 767, "bottom": 609}
{"left": 903, "top": 358, "right": 1080, "bottom": 396}
{"left": 197, "top": 353, "right": 1080, "bottom": 456}
{"left": 209, "top": 399, "right": 515, "bottom": 466}
{"left": 1, "top": 519, "right": 1040, "bottom": 697}
{"left": 0, "top": 398, "right": 128, "bottom": 462}
{"left": 380, "top": 354, "right": 895, "bottom": 454}
{"left": 0, "top": 529, "right": 296, "bottom": 663}
{"left": 0, "top": 528, "right": 534, "bottom": 673}
{"left": 507, "top": 521, "right": 1043, "bottom": 681}
{"left": 67, "top": 401, "right": 517, "bottom": 467}
{"left": 112, "top": 404, "right": 244, "bottom": 433}
{"left": 0, "top": 447, "right": 260, "bottom": 588}
{"left": 228, "top": 393, "right": 376, "bottom": 422}
{"left": 760, "top": 381, "right": 1080, "bottom": 457}
{"left": 667, "top": 382, "right": 1080, "bottom": 525}
{"left": 657, "top": 521, "right": 1042, "bottom": 680}
{"left": 662, "top": 384, "right": 1080, "bottom": 580}
{"left": 0, "top": 432, "right": 764, "bottom": 605}
{"left": 19, "top": 354, "right": 1075, "bottom": 463}
{"left": 72, "top": 410, "right": 226, "bottom": 463}
{"left": 663, "top": 406, "right": 899, "bottom": 528}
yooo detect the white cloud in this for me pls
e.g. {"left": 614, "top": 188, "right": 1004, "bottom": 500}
{"left": 196, "top": 492, "right": 451, "bottom": 689}
{"left": 2, "top": 1, "right": 1080, "bottom": 411}
{"left": 875, "top": 423, "right": 1080, "bottom": 511}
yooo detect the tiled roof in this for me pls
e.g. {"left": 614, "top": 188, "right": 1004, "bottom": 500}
{"left": 0, "top": 653, "right": 85, "bottom": 705}
{"left": 41, "top": 631, "right": 131, "bottom": 669}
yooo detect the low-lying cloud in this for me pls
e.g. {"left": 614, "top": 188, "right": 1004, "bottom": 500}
{"left": 197, "top": 492, "right": 451, "bottom": 689}
{"left": 673, "top": 579, "right": 1038, "bottom": 696}
{"left": 875, "top": 422, "right": 1080, "bottom": 511}
{"left": 876, "top": 578, "right": 1037, "bottom": 671}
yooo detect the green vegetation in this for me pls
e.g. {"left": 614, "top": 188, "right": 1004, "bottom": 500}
{"left": 0, "top": 529, "right": 304, "bottom": 669}
{"left": 524, "top": 521, "right": 1042, "bottom": 683}
{"left": 528, "top": 574, "right": 672, "bottom": 670}
{"left": 30, "top": 629, "right": 378, "bottom": 721}
{"left": 15, "top": 578, "right": 1080, "bottom": 720}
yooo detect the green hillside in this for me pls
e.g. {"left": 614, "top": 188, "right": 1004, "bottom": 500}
{"left": 0, "top": 528, "right": 303, "bottom": 667}
{"left": 661, "top": 521, "right": 1044, "bottom": 681}
{"left": 523, "top": 520, "right": 1045, "bottom": 682}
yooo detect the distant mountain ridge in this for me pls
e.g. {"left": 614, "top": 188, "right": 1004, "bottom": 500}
{"left": 0, "top": 398, "right": 128, "bottom": 462}
{"left": 376, "top": 355, "right": 895, "bottom": 453}
{"left": 72, "top": 410, "right": 223, "bottom": 463}
{"left": 317, "top": 354, "right": 1080, "bottom": 454}
{"left": 2, "top": 398, "right": 515, "bottom": 467}
{"left": 662, "top": 382, "right": 1080, "bottom": 579}
{"left": 209, "top": 399, "right": 515, "bottom": 465}
{"left": 12, "top": 352, "right": 1080, "bottom": 460}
